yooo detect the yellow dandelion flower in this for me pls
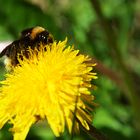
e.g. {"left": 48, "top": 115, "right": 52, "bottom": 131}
{"left": 0, "top": 38, "right": 97, "bottom": 140}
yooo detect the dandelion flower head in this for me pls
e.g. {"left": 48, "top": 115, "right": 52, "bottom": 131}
{"left": 0, "top": 38, "right": 97, "bottom": 140}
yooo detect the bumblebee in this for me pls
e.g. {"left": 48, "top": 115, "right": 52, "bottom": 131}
{"left": 0, "top": 26, "right": 54, "bottom": 70}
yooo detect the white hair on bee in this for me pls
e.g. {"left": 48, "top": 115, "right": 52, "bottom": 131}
{"left": 4, "top": 56, "right": 12, "bottom": 71}
{"left": 0, "top": 41, "right": 12, "bottom": 54}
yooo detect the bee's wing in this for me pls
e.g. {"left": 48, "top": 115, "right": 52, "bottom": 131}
{"left": 0, "top": 42, "right": 12, "bottom": 57}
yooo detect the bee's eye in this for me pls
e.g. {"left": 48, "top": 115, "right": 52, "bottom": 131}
{"left": 38, "top": 34, "right": 46, "bottom": 40}
{"left": 36, "top": 31, "right": 49, "bottom": 44}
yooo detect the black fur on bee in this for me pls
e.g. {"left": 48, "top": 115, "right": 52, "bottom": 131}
{"left": 0, "top": 26, "right": 54, "bottom": 68}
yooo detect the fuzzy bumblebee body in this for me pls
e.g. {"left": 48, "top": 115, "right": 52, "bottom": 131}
{"left": 0, "top": 26, "right": 54, "bottom": 70}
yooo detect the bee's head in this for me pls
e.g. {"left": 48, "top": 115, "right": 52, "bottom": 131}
{"left": 21, "top": 26, "right": 53, "bottom": 44}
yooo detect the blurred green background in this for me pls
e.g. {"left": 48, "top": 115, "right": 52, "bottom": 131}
{"left": 0, "top": 0, "right": 140, "bottom": 140}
